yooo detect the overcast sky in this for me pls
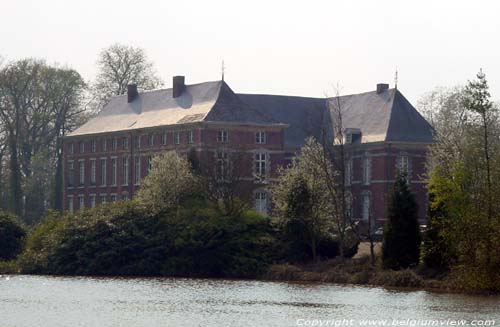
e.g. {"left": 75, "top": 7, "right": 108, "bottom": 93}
{"left": 1, "top": 0, "right": 499, "bottom": 104}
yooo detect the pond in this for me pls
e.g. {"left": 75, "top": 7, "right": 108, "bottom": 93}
{"left": 1, "top": 275, "right": 498, "bottom": 326}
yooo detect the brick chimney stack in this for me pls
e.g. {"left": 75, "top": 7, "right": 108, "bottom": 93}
{"left": 173, "top": 76, "right": 185, "bottom": 98}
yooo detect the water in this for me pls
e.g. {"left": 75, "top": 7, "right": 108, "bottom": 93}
{"left": 0, "top": 275, "right": 498, "bottom": 327}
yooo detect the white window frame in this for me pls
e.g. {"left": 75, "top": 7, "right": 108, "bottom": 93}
{"left": 255, "top": 191, "right": 268, "bottom": 215}
{"left": 90, "top": 159, "right": 97, "bottom": 186}
{"left": 78, "top": 159, "right": 85, "bottom": 186}
{"left": 188, "top": 130, "right": 194, "bottom": 144}
{"left": 110, "top": 194, "right": 117, "bottom": 202}
{"left": 161, "top": 132, "right": 167, "bottom": 145}
{"left": 100, "top": 158, "right": 107, "bottom": 186}
{"left": 112, "top": 138, "right": 117, "bottom": 151}
{"left": 147, "top": 155, "right": 153, "bottom": 174}
{"left": 68, "top": 143, "right": 74, "bottom": 154}
{"left": 102, "top": 139, "right": 107, "bottom": 152}
{"left": 67, "top": 160, "right": 74, "bottom": 188}
{"left": 78, "top": 194, "right": 85, "bottom": 211}
{"left": 79, "top": 141, "right": 85, "bottom": 154}
{"left": 345, "top": 158, "right": 352, "bottom": 186}
{"left": 362, "top": 192, "right": 371, "bottom": 221}
{"left": 217, "top": 130, "right": 228, "bottom": 143}
{"left": 122, "top": 137, "right": 129, "bottom": 150}
{"left": 90, "top": 140, "right": 96, "bottom": 153}
{"left": 90, "top": 194, "right": 96, "bottom": 208}
{"left": 174, "top": 131, "right": 180, "bottom": 145}
{"left": 148, "top": 134, "right": 154, "bottom": 147}
{"left": 134, "top": 155, "right": 141, "bottom": 185}
{"left": 256, "top": 131, "right": 266, "bottom": 144}
{"left": 398, "top": 154, "right": 411, "bottom": 182}
{"left": 111, "top": 157, "right": 118, "bottom": 186}
{"left": 255, "top": 152, "right": 267, "bottom": 181}
{"left": 216, "top": 150, "right": 229, "bottom": 182}
{"left": 362, "top": 156, "right": 371, "bottom": 185}
{"left": 122, "top": 156, "right": 129, "bottom": 186}
{"left": 100, "top": 194, "right": 107, "bottom": 204}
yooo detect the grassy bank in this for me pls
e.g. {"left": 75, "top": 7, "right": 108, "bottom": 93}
{"left": 264, "top": 242, "right": 448, "bottom": 291}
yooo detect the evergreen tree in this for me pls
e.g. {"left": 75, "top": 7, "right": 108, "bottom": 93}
{"left": 382, "top": 174, "right": 421, "bottom": 269}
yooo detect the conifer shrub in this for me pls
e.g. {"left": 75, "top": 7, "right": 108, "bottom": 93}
{"left": 382, "top": 174, "right": 421, "bottom": 270}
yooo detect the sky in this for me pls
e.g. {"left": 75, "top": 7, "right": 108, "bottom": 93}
{"left": 1, "top": 0, "right": 500, "bottom": 105}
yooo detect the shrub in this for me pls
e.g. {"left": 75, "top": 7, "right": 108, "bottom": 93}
{"left": 20, "top": 200, "right": 275, "bottom": 278}
{"left": 371, "top": 269, "right": 423, "bottom": 288}
{"left": 0, "top": 211, "right": 26, "bottom": 261}
{"left": 383, "top": 175, "right": 421, "bottom": 269}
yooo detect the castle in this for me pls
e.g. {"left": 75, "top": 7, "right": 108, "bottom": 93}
{"left": 63, "top": 76, "right": 433, "bottom": 226}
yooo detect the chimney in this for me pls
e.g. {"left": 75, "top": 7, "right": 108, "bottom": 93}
{"left": 376, "top": 83, "right": 389, "bottom": 94}
{"left": 127, "top": 84, "right": 138, "bottom": 103}
{"left": 173, "top": 76, "right": 185, "bottom": 98}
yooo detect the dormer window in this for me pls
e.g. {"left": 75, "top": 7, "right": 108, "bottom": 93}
{"left": 344, "top": 128, "right": 362, "bottom": 144}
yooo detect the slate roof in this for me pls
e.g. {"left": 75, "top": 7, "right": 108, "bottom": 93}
{"left": 68, "top": 80, "right": 279, "bottom": 137}
{"left": 238, "top": 88, "right": 433, "bottom": 149}
{"left": 69, "top": 79, "right": 433, "bottom": 149}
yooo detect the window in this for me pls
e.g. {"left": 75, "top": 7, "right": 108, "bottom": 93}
{"left": 256, "top": 131, "right": 266, "bottom": 144}
{"left": 362, "top": 192, "right": 371, "bottom": 221}
{"left": 134, "top": 156, "right": 141, "bottom": 185}
{"left": 147, "top": 155, "right": 153, "bottom": 174}
{"left": 346, "top": 192, "right": 353, "bottom": 219}
{"left": 111, "top": 138, "right": 117, "bottom": 151}
{"left": 188, "top": 130, "right": 194, "bottom": 144}
{"left": 255, "top": 191, "right": 268, "bottom": 215}
{"left": 122, "top": 137, "right": 129, "bottom": 150}
{"left": 110, "top": 194, "right": 117, "bottom": 202}
{"left": 345, "top": 159, "right": 352, "bottom": 186}
{"left": 78, "top": 160, "right": 85, "bottom": 186}
{"left": 174, "top": 131, "right": 180, "bottom": 145}
{"left": 148, "top": 134, "right": 154, "bottom": 147}
{"left": 399, "top": 155, "right": 410, "bottom": 181}
{"left": 135, "top": 136, "right": 141, "bottom": 149}
{"left": 90, "top": 140, "right": 96, "bottom": 153}
{"left": 79, "top": 195, "right": 85, "bottom": 211}
{"left": 100, "top": 158, "right": 107, "bottom": 186}
{"left": 67, "top": 161, "right": 74, "bottom": 187}
{"left": 217, "top": 130, "right": 228, "bottom": 143}
{"left": 102, "top": 139, "right": 107, "bottom": 152}
{"left": 111, "top": 157, "right": 117, "bottom": 186}
{"left": 362, "top": 156, "right": 371, "bottom": 185}
{"left": 255, "top": 153, "right": 267, "bottom": 180}
{"left": 79, "top": 141, "right": 85, "bottom": 154}
{"left": 161, "top": 132, "right": 167, "bottom": 145}
{"left": 122, "top": 192, "right": 129, "bottom": 200}
{"left": 90, "top": 159, "right": 96, "bottom": 186}
{"left": 216, "top": 150, "right": 228, "bottom": 181}
{"left": 122, "top": 157, "right": 129, "bottom": 186}
{"left": 100, "top": 194, "right": 107, "bottom": 204}
{"left": 68, "top": 143, "right": 74, "bottom": 154}
{"left": 68, "top": 196, "right": 74, "bottom": 214}
{"left": 90, "top": 194, "right": 96, "bottom": 208}
{"left": 345, "top": 133, "right": 352, "bottom": 144}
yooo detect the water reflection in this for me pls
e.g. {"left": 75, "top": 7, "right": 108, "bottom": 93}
{"left": 0, "top": 275, "right": 498, "bottom": 327}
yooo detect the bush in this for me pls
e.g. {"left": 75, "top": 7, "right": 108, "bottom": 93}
{"left": 383, "top": 175, "right": 421, "bottom": 269}
{"left": 0, "top": 211, "right": 26, "bottom": 261}
{"left": 372, "top": 269, "right": 424, "bottom": 288}
{"left": 20, "top": 199, "right": 275, "bottom": 278}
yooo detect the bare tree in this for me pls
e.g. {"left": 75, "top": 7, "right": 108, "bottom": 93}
{"left": 91, "top": 44, "right": 164, "bottom": 112}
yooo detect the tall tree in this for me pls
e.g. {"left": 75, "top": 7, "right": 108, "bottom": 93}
{"left": 91, "top": 44, "right": 163, "bottom": 112}
{"left": 0, "top": 59, "right": 87, "bottom": 221}
{"left": 382, "top": 174, "right": 421, "bottom": 270}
